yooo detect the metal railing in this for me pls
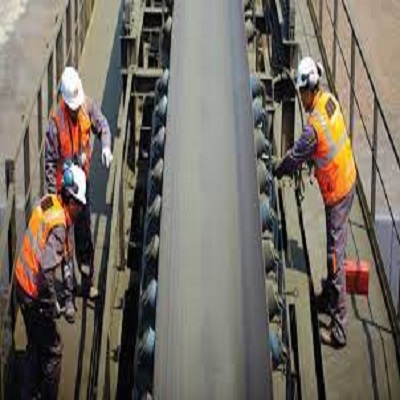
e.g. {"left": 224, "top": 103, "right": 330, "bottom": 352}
{"left": 0, "top": 0, "right": 97, "bottom": 395}
{"left": 96, "top": 70, "right": 133, "bottom": 399}
{"left": 306, "top": 0, "right": 400, "bottom": 360}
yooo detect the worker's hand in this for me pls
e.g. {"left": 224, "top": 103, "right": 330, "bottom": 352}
{"left": 101, "top": 147, "right": 113, "bottom": 168}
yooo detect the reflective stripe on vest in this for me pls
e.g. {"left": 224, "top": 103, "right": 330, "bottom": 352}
{"left": 26, "top": 223, "right": 43, "bottom": 259}
{"left": 15, "top": 195, "right": 67, "bottom": 298}
{"left": 312, "top": 110, "right": 349, "bottom": 168}
{"left": 309, "top": 91, "right": 357, "bottom": 205}
{"left": 18, "top": 251, "right": 39, "bottom": 288}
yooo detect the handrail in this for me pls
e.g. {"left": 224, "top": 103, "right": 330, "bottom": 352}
{"left": 338, "top": 1, "right": 400, "bottom": 169}
{"left": 307, "top": 0, "right": 400, "bottom": 366}
{"left": 308, "top": 0, "right": 400, "bottom": 256}
{"left": 319, "top": 0, "right": 400, "bottom": 247}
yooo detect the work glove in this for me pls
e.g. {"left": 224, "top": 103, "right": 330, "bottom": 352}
{"left": 101, "top": 147, "right": 113, "bottom": 168}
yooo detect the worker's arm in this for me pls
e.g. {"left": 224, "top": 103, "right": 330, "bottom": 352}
{"left": 86, "top": 96, "right": 112, "bottom": 149}
{"left": 38, "top": 225, "right": 66, "bottom": 311}
{"left": 273, "top": 124, "right": 317, "bottom": 179}
{"left": 45, "top": 119, "right": 60, "bottom": 194}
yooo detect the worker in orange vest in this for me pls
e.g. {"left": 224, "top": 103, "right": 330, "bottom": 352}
{"left": 45, "top": 66, "right": 113, "bottom": 300}
{"left": 15, "top": 164, "right": 86, "bottom": 400}
{"left": 273, "top": 56, "right": 357, "bottom": 348}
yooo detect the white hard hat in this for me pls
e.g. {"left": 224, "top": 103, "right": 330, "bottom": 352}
{"left": 62, "top": 163, "right": 87, "bottom": 205}
{"left": 296, "top": 56, "right": 323, "bottom": 89}
{"left": 60, "top": 67, "right": 85, "bottom": 110}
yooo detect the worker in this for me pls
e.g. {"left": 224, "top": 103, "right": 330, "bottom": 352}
{"left": 15, "top": 164, "right": 87, "bottom": 400}
{"left": 272, "top": 56, "right": 356, "bottom": 348}
{"left": 45, "top": 66, "right": 113, "bottom": 300}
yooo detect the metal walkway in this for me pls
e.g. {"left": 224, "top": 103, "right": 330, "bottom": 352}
{"left": 12, "top": 0, "right": 124, "bottom": 397}
{"left": 280, "top": 0, "right": 400, "bottom": 397}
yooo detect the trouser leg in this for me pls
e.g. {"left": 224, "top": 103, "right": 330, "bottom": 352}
{"left": 75, "top": 199, "right": 94, "bottom": 285}
{"left": 17, "top": 289, "right": 41, "bottom": 399}
{"left": 62, "top": 257, "right": 75, "bottom": 300}
{"left": 325, "top": 185, "right": 355, "bottom": 338}
{"left": 17, "top": 286, "right": 63, "bottom": 400}
{"left": 39, "top": 324, "right": 63, "bottom": 400}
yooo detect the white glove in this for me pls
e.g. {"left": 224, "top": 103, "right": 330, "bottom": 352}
{"left": 102, "top": 147, "right": 113, "bottom": 168}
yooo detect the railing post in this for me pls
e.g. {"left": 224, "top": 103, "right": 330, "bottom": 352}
{"left": 24, "top": 127, "right": 31, "bottom": 226}
{"left": 319, "top": 0, "right": 323, "bottom": 29}
{"left": 38, "top": 89, "right": 45, "bottom": 196}
{"left": 371, "top": 97, "right": 378, "bottom": 222}
{"left": 118, "top": 169, "right": 126, "bottom": 271}
{"left": 47, "top": 53, "right": 55, "bottom": 115}
{"left": 349, "top": 30, "right": 356, "bottom": 142}
{"left": 66, "top": 0, "right": 72, "bottom": 65}
{"left": 74, "top": 0, "right": 79, "bottom": 66}
{"left": 332, "top": 0, "right": 338, "bottom": 83}
{"left": 56, "top": 27, "right": 64, "bottom": 85}
{"left": 5, "top": 160, "right": 16, "bottom": 283}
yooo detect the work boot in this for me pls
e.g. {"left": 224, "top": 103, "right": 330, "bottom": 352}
{"left": 315, "top": 278, "right": 337, "bottom": 315}
{"left": 315, "top": 287, "right": 330, "bottom": 314}
{"left": 320, "top": 319, "right": 347, "bottom": 348}
{"left": 64, "top": 298, "right": 75, "bottom": 323}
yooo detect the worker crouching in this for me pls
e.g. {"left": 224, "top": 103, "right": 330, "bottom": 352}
{"left": 15, "top": 164, "right": 87, "bottom": 399}
{"left": 45, "top": 66, "right": 113, "bottom": 302}
{"left": 273, "top": 56, "right": 356, "bottom": 348}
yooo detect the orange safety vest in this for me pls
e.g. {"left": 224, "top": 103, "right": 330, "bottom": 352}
{"left": 15, "top": 195, "right": 70, "bottom": 298}
{"left": 51, "top": 98, "right": 92, "bottom": 191}
{"left": 308, "top": 91, "right": 356, "bottom": 206}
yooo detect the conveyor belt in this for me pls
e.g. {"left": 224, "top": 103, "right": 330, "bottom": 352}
{"left": 153, "top": 0, "right": 272, "bottom": 398}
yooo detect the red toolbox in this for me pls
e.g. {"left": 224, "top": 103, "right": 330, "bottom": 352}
{"left": 345, "top": 259, "right": 370, "bottom": 296}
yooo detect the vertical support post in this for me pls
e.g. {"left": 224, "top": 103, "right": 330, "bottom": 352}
{"left": 131, "top": 95, "right": 137, "bottom": 173}
{"left": 56, "top": 27, "right": 64, "bottom": 85}
{"left": 5, "top": 160, "right": 16, "bottom": 282}
{"left": 24, "top": 127, "right": 31, "bottom": 226}
{"left": 319, "top": 0, "right": 323, "bottom": 29}
{"left": 281, "top": 100, "right": 295, "bottom": 156}
{"left": 47, "top": 53, "right": 54, "bottom": 116}
{"left": 349, "top": 31, "right": 356, "bottom": 141}
{"left": 38, "top": 89, "right": 45, "bottom": 196}
{"left": 371, "top": 97, "right": 378, "bottom": 221}
{"left": 85, "top": 0, "right": 91, "bottom": 37}
{"left": 74, "top": 0, "right": 79, "bottom": 66}
{"left": 66, "top": 0, "right": 72, "bottom": 65}
{"left": 118, "top": 167, "right": 126, "bottom": 271}
{"left": 4, "top": 160, "right": 17, "bottom": 384}
{"left": 332, "top": 0, "right": 338, "bottom": 83}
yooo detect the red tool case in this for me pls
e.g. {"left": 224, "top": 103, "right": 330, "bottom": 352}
{"left": 345, "top": 259, "right": 370, "bottom": 296}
